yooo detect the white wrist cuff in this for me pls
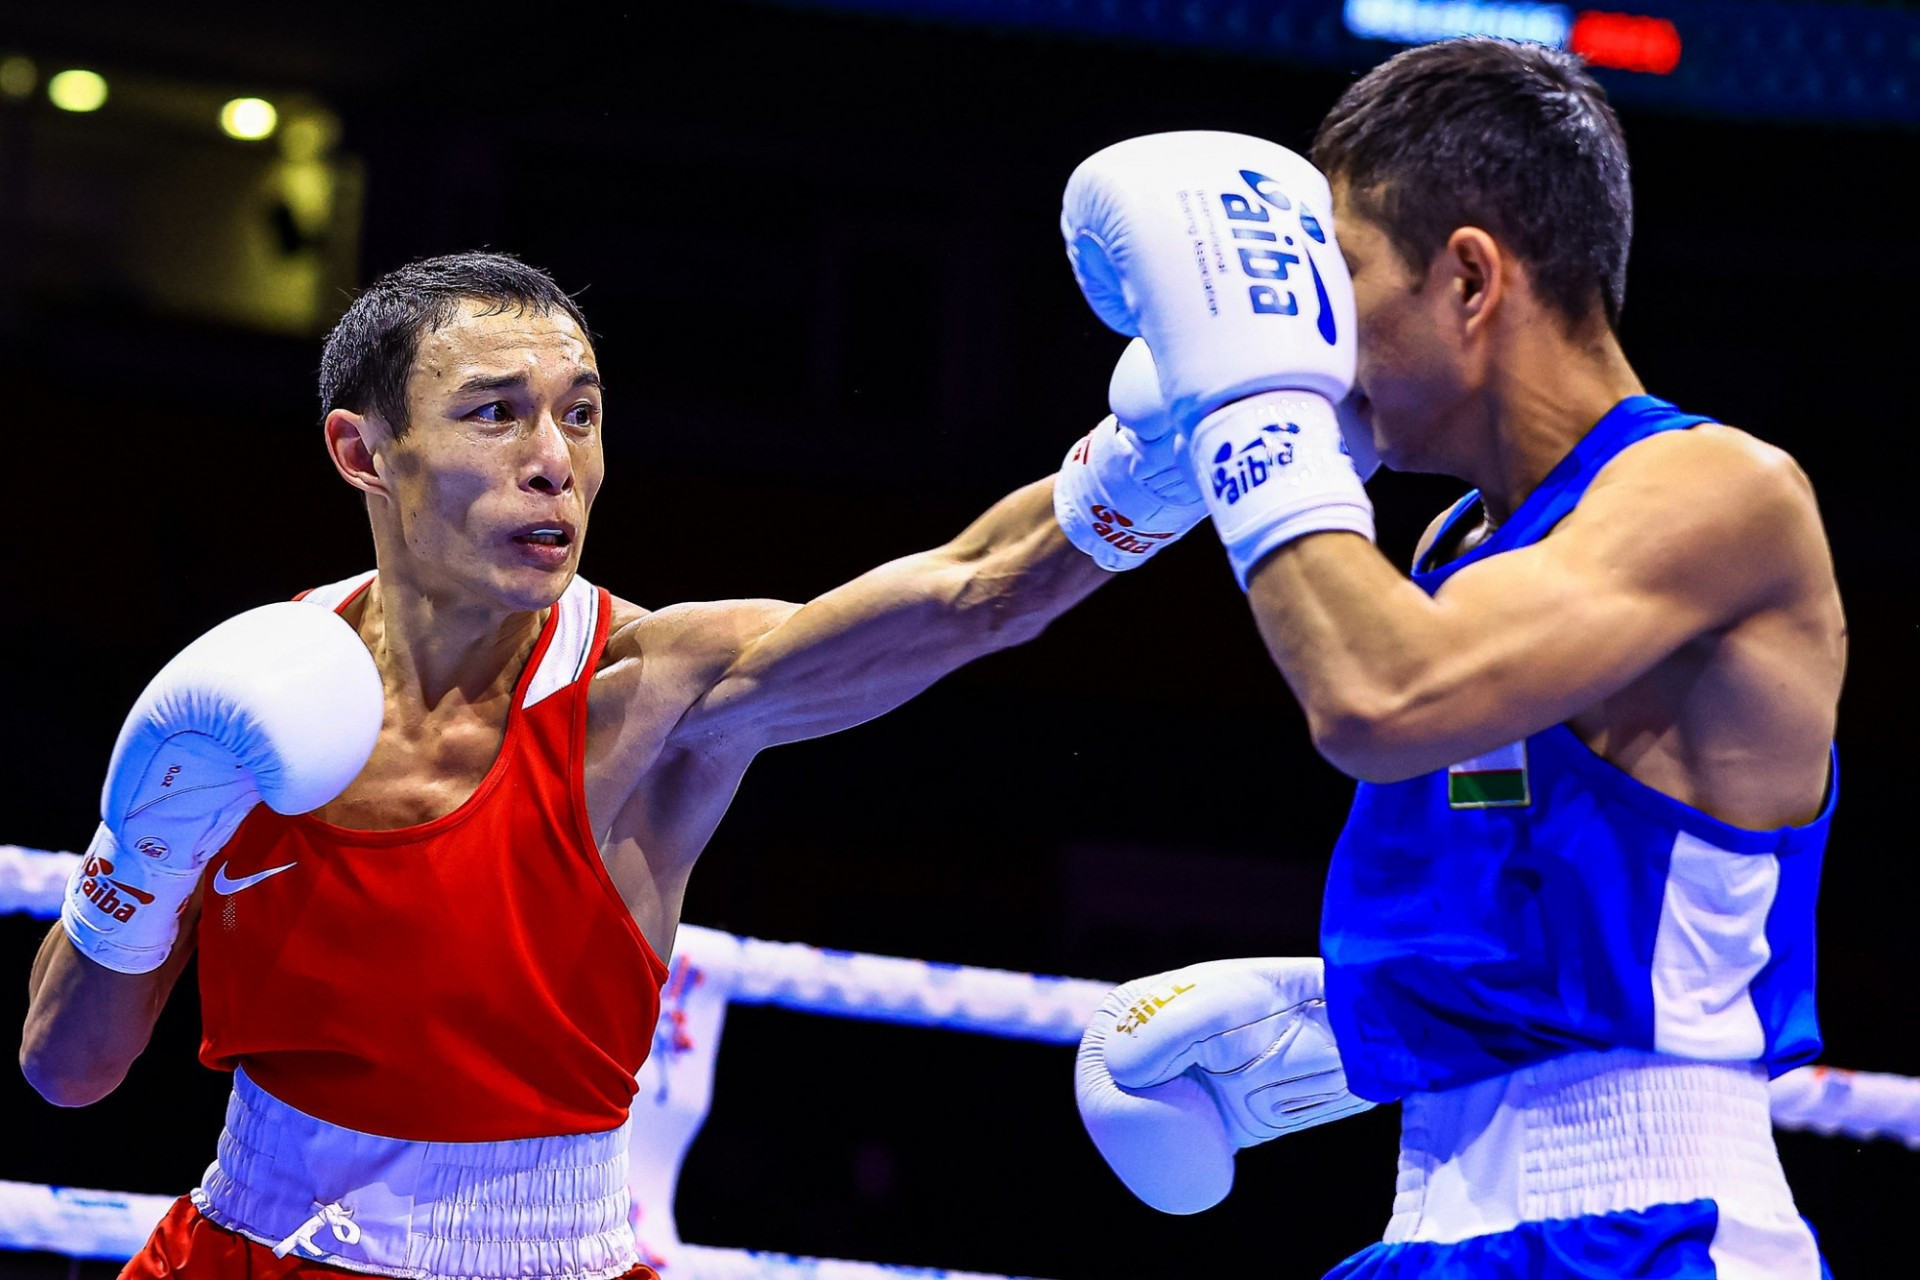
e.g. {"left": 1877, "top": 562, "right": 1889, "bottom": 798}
{"left": 1188, "top": 391, "right": 1375, "bottom": 589}
{"left": 59, "top": 825, "right": 184, "bottom": 975}
{"left": 1055, "top": 416, "right": 1205, "bottom": 571}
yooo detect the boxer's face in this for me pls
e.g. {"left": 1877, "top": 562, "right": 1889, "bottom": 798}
{"left": 378, "top": 300, "right": 605, "bottom": 611}
{"left": 1333, "top": 181, "right": 1476, "bottom": 475}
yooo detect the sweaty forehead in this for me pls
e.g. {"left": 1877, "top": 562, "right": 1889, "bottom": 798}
{"left": 410, "top": 299, "right": 596, "bottom": 393}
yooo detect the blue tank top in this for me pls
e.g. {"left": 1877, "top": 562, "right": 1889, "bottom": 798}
{"left": 1322, "top": 395, "right": 1835, "bottom": 1102}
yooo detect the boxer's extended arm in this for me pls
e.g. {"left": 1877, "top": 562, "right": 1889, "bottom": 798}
{"left": 22, "top": 898, "right": 202, "bottom": 1106}
{"left": 671, "top": 478, "right": 1108, "bottom": 752}
{"left": 1245, "top": 427, "right": 1829, "bottom": 781}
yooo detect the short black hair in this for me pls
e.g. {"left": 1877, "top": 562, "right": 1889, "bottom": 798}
{"left": 1312, "top": 38, "right": 1633, "bottom": 330}
{"left": 318, "top": 251, "right": 592, "bottom": 433}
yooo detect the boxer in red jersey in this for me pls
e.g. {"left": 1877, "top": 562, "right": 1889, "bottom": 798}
{"left": 21, "top": 253, "right": 1210, "bottom": 1278}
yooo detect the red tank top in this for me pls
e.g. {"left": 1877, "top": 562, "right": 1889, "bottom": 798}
{"left": 197, "top": 572, "right": 668, "bottom": 1142}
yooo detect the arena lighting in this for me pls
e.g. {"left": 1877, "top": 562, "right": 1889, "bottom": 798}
{"left": 1344, "top": 0, "right": 1684, "bottom": 75}
{"left": 1343, "top": 0, "right": 1574, "bottom": 46}
{"left": 0, "top": 55, "right": 35, "bottom": 101}
{"left": 1571, "top": 10, "right": 1682, "bottom": 73}
{"left": 218, "top": 96, "right": 278, "bottom": 140}
{"left": 46, "top": 68, "right": 107, "bottom": 112}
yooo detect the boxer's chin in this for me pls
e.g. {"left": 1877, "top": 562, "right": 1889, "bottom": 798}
{"left": 488, "top": 556, "right": 578, "bottom": 614}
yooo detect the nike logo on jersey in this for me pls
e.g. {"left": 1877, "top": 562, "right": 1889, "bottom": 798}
{"left": 212, "top": 862, "right": 297, "bottom": 895}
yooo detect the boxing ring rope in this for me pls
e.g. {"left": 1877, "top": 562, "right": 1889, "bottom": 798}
{"left": 3, "top": 845, "right": 1916, "bottom": 1279}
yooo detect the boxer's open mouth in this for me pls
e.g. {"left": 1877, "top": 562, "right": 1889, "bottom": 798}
{"left": 510, "top": 523, "right": 574, "bottom": 548}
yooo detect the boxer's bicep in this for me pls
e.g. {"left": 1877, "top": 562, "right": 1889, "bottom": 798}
{"left": 1275, "top": 430, "right": 1809, "bottom": 779}
{"left": 1411, "top": 522, "right": 1730, "bottom": 748}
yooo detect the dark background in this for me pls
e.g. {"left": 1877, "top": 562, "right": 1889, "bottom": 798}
{"left": 0, "top": 3, "right": 1914, "bottom": 1277}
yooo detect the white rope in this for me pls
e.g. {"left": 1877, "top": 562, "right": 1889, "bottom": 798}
{"left": 0, "top": 1182, "right": 177, "bottom": 1262}
{"left": 0, "top": 844, "right": 78, "bottom": 915}
{"left": 716, "top": 929, "right": 1111, "bottom": 1041}
{"left": 1, "top": 842, "right": 1912, "bottom": 1276}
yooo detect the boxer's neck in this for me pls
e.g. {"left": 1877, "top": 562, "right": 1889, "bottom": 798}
{"left": 350, "top": 573, "right": 547, "bottom": 712}
{"left": 1463, "top": 321, "right": 1643, "bottom": 525}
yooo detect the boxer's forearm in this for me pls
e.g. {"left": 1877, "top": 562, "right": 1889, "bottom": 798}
{"left": 1244, "top": 534, "right": 1425, "bottom": 763}
{"left": 940, "top": 478, "right": 1114, "bottom": 638}
{"left": 21, "top": 922, "right": 190, "bottom": 1106}
{"left": 684, "top": 478, "right": 1108, "bottom": 750}
{"left": 1244, "top": 532, "right": 1544, "bottom": 781}
{"left": 786, "top": 477, "right": 1105, "bottom": 665}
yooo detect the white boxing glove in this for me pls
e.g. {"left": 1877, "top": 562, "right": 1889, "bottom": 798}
{"left": 1061, "top": 133, "right": 1374, "bottom": 587}
{"left": 60, "top": 601, "right": 383, "bottom": 974}
{"left": 1075, "top": 956, "right": 1374, "bottom": 1214}
{"left": 1054, "top": 337, "right": 1207, "bottom": 570}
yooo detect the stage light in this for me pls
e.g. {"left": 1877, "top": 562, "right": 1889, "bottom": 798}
{"left": 1571, "top": 11, "right": 1683, "bottom": 74}
{"left": 0, "top": 55, "right": 35, "bottom": 101}
{"left": 1344, "top": 0, "right": 1573, "bottom": 47}
{"left": 219, "top": 97, "right": 278, "bottom": 140}
{"left": 47, "top": 68, "right": 107, "bottom": 113}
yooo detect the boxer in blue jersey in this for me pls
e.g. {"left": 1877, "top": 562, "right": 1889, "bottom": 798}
{"left": 1065, "top": 39, "right": 1842, "bottom": 1279}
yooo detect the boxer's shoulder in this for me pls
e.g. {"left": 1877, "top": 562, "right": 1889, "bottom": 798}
{"left": 1573, "top": 423, "right": 1830, "bottom": 576}
{"left": 591, "top": 595, "right": 801, "bottom": 726}
{"left": 1525, "top": 423, "right": 1840, "bottom": 679}
{"left": 1594, "top": 420, "right": 1814, "bottom": 510}
{"left": 599, "top": 596, "right": 797, "bottom": 671}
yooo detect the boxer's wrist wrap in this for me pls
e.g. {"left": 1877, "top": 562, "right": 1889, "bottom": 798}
{"left": 1054, "top": 415, "right": 1204, "bottom": 571}
{"left": 1187, "top": 390, "right": 1375, "bottom": 589}
{"left": 60, "top": 821, "right": 213, "bottom": 975}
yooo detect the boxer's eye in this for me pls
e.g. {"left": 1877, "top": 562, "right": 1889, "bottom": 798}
{"left": 467, "top": 401, "right": 515, "bottom": 424}
{"left": 561, "top": 402, "right": 598, "bottom": 430}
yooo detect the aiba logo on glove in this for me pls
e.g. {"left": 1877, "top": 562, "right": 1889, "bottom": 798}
{"left": 77, "top": 852, "right": 157, "bottom": 923}
{"left": 1088, "top": 503, "right": 1179, "bottom": 557}
{"left": 1211, "top": 421, "right": 1302, "bottom": 506}
{"left": 1220, "top": 169, "right": 1339, "bottom": 346}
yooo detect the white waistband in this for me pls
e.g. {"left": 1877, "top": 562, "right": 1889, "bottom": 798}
{"left": 1386, "top": 1050, "right": 1801, "bottom": 1247}
{"left": 191, "top": 1067, "right": 639, "bottom": 1280}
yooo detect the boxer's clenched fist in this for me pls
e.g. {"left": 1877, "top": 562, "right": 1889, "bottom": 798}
{"left": 61, "top": 601, "right": 382, "bottom": 974}
{"left": 1075, "top": 956, "right": 1374, "bottom": 1213}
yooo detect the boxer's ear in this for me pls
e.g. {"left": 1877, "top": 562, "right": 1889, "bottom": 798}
{"left": 1440, "top": 226, "right": 1505, "bottom": 337}
{"left": 325, "top": 408, "right": 394, "bottom": 501}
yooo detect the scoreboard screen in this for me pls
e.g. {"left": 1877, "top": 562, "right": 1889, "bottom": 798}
{"left": 765, "top": 0, "right": 1918, "bottom": 126}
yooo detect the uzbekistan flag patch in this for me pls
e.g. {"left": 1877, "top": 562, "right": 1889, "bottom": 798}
{"left": 1447, "top": 740, "right": 1531, "bottom": 809}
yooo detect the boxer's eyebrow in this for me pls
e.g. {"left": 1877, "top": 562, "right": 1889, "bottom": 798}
{"left": 456, "top": 372, "right": 529, "bottom": 395}
{"left": 455, "top": 370, "right": 602, "bottom": 394}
